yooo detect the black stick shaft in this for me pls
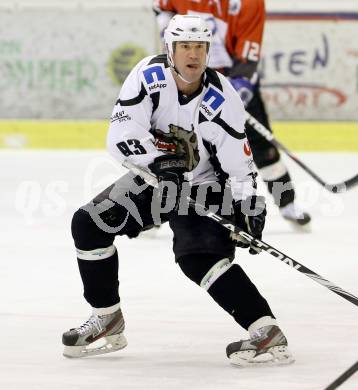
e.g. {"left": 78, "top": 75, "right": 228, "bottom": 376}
{"left": 325, "top": 361, "right": 358, "bottom": 390}
{"left": 123, "top": 160, "right": 358, "bottom": 308}
{"left": 245, "top": 113, "right": 358, "bottom": 192}
{"left": 191, "top": 200, "right": 358, "bottom": 307}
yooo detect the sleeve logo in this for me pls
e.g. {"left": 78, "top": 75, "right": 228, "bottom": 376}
{"left": 143, "top": 66, "right": 165, "bottom": 84}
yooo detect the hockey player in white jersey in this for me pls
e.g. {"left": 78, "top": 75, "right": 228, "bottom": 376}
{"left": 62, "top": 15, "right": 293, "bottom": 367}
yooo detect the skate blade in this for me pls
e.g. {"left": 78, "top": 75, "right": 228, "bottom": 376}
{"left": 63, "top": 333, "right": 128, "bottom": 358}
{"left": 229, "top": 345, "right": 295, "bottom": 368}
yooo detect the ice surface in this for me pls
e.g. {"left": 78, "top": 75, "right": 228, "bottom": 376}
{"left": 0, "top": 150, "right": 357, "bottom": 390}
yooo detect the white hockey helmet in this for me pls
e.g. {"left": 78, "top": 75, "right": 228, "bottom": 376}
{"left": 164, "top": 14, "right": 212, "bottom": 68}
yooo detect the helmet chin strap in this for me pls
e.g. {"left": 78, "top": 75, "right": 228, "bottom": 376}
{"left": 172, "top": 65, "right": 194, "bottom": 84}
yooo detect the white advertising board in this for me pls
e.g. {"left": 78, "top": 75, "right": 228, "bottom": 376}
{"left": 0, "top": 8, "right": 157, "bottom": 119}
{"left": 0, "top": 6, "right": 357, "bottom": 119}
{"left": 262, "top": 16, "right": 358, "bottom": 120}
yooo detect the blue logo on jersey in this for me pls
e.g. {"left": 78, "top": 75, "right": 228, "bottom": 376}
{"left": 203, "top": 88, "right": 225, "bottom": 110}
{"left": 143, "top": 66, "right": 165, "bottom": 85}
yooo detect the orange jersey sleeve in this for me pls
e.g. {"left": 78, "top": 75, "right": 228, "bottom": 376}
{"left": 227, "top": 0, "right": 265, "bottom": 63}
{"left": 154, "top": 0, "right": 176, "bottom": 12}
{"left": 155, "top": 0, "right": 229, "bottom": 17}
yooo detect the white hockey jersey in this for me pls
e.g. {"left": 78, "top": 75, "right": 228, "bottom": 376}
{"left": 107, "top": 54, "right": 256, "bottom": 201}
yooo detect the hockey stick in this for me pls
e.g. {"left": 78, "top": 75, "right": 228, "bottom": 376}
{"left": 123, "top": 160, "right": 358, "bottom": 308}
{"left": 324, "top": 361, "right": 358, "bottom": 390}
{"left": 245, "top": 113, "right": 358, "bottom": 193}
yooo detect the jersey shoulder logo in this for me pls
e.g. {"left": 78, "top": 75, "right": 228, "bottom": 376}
{"left": 142, "top": 65, "right": 167, "bottom": 92}
{"left": 200, "top": 86, "right": 225, "bottom": 119}
{"left": 229, "top": 0, "right": 241, "bottom": 15}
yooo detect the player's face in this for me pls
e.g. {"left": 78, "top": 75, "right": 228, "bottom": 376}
{"left": 173, "top": 41, "right": 207, "bottom": 83}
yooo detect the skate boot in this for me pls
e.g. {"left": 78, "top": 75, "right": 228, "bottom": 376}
{"left": 62, "top": 307, "right": 127, "bottom": 358}
{"left": 226, "top": 325, "right": 294, "bottom": 367}
{"left": 280, "top": 202, "right": 311, "bottom": 227}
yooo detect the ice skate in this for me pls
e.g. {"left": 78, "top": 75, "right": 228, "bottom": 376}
{"left": 280, "top": 202, "right": 311, "bottom": 228}
{"left": 226, "top": 325, "right": 294, "bottom": 367}
{"left": 62, "top": 307, "right": 127, "bottom": 358}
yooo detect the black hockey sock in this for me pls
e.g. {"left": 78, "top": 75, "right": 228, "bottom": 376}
{"left": 77, "top": 251, "right": 120, "bottom": 308}
{"left": 266, "top": 172, "right": 295, "bottom": 208}
{"left": 208, "top": 264, "right": 274, "bottom": 329}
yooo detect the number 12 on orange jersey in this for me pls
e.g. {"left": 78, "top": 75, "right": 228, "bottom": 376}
{"left": 242, "top": 41, "right": 260, "bottom": 62}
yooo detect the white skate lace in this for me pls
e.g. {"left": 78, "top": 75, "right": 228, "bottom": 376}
{"left": 77, "top": 315, "right": 104, "bottom": 336}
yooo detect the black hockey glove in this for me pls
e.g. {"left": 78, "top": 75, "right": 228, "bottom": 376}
{"left": 148, "top": 154, "right": 188, "bottom": 211}
{"left": 231, "top": 195, "right": 266, "bottom": 255}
